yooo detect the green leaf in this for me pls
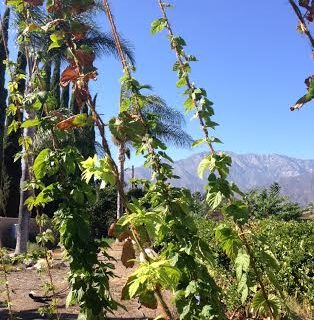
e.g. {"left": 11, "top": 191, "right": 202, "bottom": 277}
{"left": 197, "top": 155, "right": 216, "bottom": 178}
{"left": 128, "top": 279, "right": 141, "bottom": 298}
{"left": 139, "top": 291, "right": 157, "bottom": 309}
{"left": 176, "top": 76, "right": 187, "bottom": 88}
{"left": 21, "top": 118, "right": 41, "bottom": 128}
{"left": 235, "top": 248, "right": 250, "bottom": 281}
{"left": 33, "top": 148, "right": 50, "bottom": 180}
{"left": 224, "top": 201, "right": 249, "bottom": 225}
{"left": 151, "top": 18, "right": 167, "bottom": 34}
{"left": 251, "top": 292, "right": 281, "bottom": 318}
{"left": 192, "top": 139, "right": 206, "bottom": 148}
{"left": 214, "top": 224, "right": 242, "bottom": 258}
{"left": 206, "top": 191, "right": 223, "bottom": 209}
{"left": 65, "top": 288, "right": 74, "bottom": 308}
{"left": 7, "top": 119, "right": 20, "bottom": 135}
{"left": 184, "top": 280, "right": 197, "bottom": 297}
{"left": 183, "top": 97, "right": 194, "bottom": 111}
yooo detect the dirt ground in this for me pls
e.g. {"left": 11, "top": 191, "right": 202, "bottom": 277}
{"left": 0, "top": 243, "right": 168, "bottom": 320}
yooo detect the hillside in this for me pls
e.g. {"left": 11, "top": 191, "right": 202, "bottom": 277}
{"left": 130, "top": 152, "right": 314, "bottom": 205}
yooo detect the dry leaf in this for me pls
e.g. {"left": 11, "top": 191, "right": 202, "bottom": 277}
{"left": 118, "top": 230, "right": 131, "bottom": 242}
{"left": 108, "top": 222, "right": 116, "bottom": 237}
{"left": 60, "top": 66, "right": 79, "bottom": 87}
{"left": 121, "top": 239, "right": 135, "bottom": 268}
{"left": 25, "top": 0, "right": 43, "bottom": 6}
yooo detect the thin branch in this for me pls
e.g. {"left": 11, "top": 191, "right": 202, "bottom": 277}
{"left": 157, "top": 0, "right": 215, "bottom": 154}
{"left": 289, "top": 0, "right": 314, "bottom": 48}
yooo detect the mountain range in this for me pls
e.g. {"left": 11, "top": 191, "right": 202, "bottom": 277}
{"left": 129, "top": 152, "right": 314, "bottom": 205}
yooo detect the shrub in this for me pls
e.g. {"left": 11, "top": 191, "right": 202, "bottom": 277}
{"left": 195, "top": 215, "right": 314, "bottom": 309}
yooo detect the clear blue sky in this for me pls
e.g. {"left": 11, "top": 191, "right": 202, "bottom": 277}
{"left": 2, "top": 1, "right": 314, "bottom": 163}
{"left": 91, "top": 0, "right": 314, "bottom": 162}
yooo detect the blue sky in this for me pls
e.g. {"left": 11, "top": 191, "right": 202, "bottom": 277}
{"left": 2, "top": 1, "right": 314, "bottom": 164}
{"left": 91, "top": 0, "right": 314, "bottom": 163}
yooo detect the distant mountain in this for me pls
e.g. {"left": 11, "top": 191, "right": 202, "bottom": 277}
{"left": 129, "top": 152, "right": 314, "bottom": 205}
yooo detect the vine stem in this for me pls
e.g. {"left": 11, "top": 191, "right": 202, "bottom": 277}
{"left": 44, "top": 248, "right": 60, "bottom": 320}
{"left": 0, "top": 253, "right": 13, "bottom": 320}
{"left": 157, "top": 0, "right": 215, "bottom": 155}
{"left": 238, "top": 226, "right": 276, "bottom": 319}
{"left": 101, "top": 1, "right": 174, "bottom": 318}
{"left": 0, "top": 9, "right": 14, "bottom": 79}
{"left": 156, "top": 1, "right": 279, "bottom": 318}
{"left": 288, "top": 0, "right": 314, "bottom": 49}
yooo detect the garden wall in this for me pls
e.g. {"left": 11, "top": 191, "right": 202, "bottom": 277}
{"left": 0, "top": 217, "right": 39, "bottom": 248}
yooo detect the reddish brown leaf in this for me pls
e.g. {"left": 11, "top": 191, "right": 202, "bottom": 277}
{"left": 60, "top": 66, "right": 79, "bottom": 87}
{"left": 71, "top": 0, "right": 95, "bottom": 14}
{"left": 108, "top": 222, "right": 116, "bottom": 237}
{"left": 24, "top": 0, "right": 43, "bottom": 6}
{"left": 73, "top": 83, "right": 90, "bottom": 107}
{"left": 47, "top": 0, "right": 62, "bottom": 13}
{"left": 118, "top": 230, "right": 131, "bottom": 242}
{"left": 56, "top": 116, "right": 77, "bottom": 131}
{"left": 121, "top": 239, "right": 135, "bottom": 268}
{"left": 75, "top": 50, "right": 95, "bottom": 67}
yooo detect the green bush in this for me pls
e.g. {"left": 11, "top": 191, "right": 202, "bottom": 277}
{"left": 195, "top": 216, "right": 314, "bottom": 308}
{"left": 254, "top": 219, "right": 314, "bottom": 304}
{"left": 88, "top": 186, "right": 117, "bottom": 238}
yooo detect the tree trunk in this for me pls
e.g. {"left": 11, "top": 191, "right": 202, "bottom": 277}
{"left": 0, "top": 8, "right": 10, "bottom": 215}
{"left": 51, "top": 54, "right": 61, "bottom": 109}
{"left": 70, "top": 93, "right": 79, "bottom": 114}
{"left": 43, "top": 61, "right": 51, "bottom": 92}
{"left": 15, "top": 109, "right": 35, "bottom": 254}
{"left": 15, "top": 52, "right": 35, "bottom": 254}
{"left": 4, "top": 51, "right": 26, "bottom": 218}
{"left": 117, "top": 141, "right": 125, "bottom": 219}
{"left": 14, "top": 153, "right": 31, "bottom": 254}
{"left": 61, "top": 84, "right": 70, "bottom": 109}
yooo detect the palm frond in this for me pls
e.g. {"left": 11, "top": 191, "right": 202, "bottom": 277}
{"left": 151, "top": 122, "right": 193, "bottom": 148}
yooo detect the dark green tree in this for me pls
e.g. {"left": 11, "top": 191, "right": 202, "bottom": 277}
{"left": 3, "top": 51, "right": 26, "bottom": 218}
{"left": 245, "top": 182, "right": 302, "bottom": 221}
{"left": 0, "top": 8, "right": 10, "bottom": 215}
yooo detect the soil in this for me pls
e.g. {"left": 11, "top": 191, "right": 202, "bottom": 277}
{"left": 0, "top": 243, "right": 169, "bottom": 320}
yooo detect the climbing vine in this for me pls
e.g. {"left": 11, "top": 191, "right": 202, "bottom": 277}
{"left": 289, "top": 0, "right": 314, "bottom": 111}
{"left": 0, "top": 0, "right": 308, "bottom": 319}
{"left": 150, "top": 1, "right": 291, "bottom": 318}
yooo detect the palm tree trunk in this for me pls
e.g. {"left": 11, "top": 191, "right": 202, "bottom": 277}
{"left": 70, "top": 93, "right": 79, "bottom": 114}
{"left": 43, "top": 61, "right": 51, "bottom": 92}
{"left": 51, "top": 54, "right": 61, "bottom": 108}
{"left": 61, "top": 84, "right": 70, "bottom": 109}
{"left": 117, "top": 141, "right": 126, "bottom": 219}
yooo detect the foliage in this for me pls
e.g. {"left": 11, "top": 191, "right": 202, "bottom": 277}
{"left": 195, "top": 216, "right": 314, "bottom": 314}
{"left": 288, "top": 0, "right": 314, "bottom": 111}
{"left": 0, "top": 248, "right": 13, "bottom": 320}
{"left": 88, "top": 186, "right": 117, "bottom": 238}
{"left": 2, "top": 0, "right": 313, "bottom": 319}
{"left": 254, "top": 219, "right": 314, "bottom": 304}
{"left": 245, "top": 183, "right": 302, "bottom": 221}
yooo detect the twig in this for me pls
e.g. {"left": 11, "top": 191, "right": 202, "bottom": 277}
{"left": 289, "top": 0, "right": 314, "bottom": 49}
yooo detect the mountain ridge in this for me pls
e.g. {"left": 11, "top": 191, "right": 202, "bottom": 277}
{"left": 129, "top": 151, "right": 314, "bottom": 205}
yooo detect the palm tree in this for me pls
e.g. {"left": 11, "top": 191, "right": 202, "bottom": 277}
{"left": 8, "top": 6, "right": 135, "bottom": 253}
{"left": 116, "top": 86, "right": 193, "bottom": 218}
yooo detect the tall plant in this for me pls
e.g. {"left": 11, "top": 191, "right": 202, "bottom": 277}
{"left": 116, "top": 84, "right": 192, "bottom": 219}
{"left": 289, "top": 0, "right": 314, "bottom": 111}
{"left": 0, "top": 8, "right": 10, "bottom": 202}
